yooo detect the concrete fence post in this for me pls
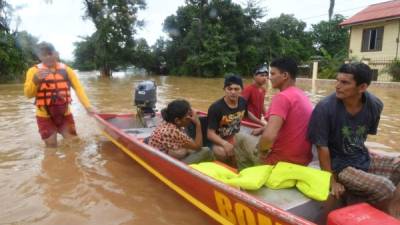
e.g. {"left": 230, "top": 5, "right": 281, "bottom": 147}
{"left": 312, "top": 61, "right": 318, "bottom": 81}
{"left": 311, "top": 61, "right": 318, "bottom": 96}
{"left": 268, "top": 66, "right": 272, "bottom": 91}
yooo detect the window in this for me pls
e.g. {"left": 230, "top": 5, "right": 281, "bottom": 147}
{"left": 361, "top": 27, "right": 384, "bottom": 52}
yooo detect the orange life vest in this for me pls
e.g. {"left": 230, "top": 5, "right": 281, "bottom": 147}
{"left": 35, "top": 63, "right": 72, "bottom": 107}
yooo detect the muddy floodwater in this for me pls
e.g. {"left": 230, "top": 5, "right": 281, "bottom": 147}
{"left": 0, "top": 71, "right": 399, "bottom": 224}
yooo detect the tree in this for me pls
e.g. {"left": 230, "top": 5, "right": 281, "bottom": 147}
{"left": 73, "top": 35, "right": 96, "bottom": 71}
{"left": 0, "top": 0, "right": 10, "bottom": 32}
{"left": 244, "top": 0, "right": 265, "bottom": 20}
{"left": 13, "top": 31, "right": 39, "bottom": 67}
{"left": 0, "top": 32, "right": 39, "bottom": 82}
{"left": 329, "top": 0, "right": 335, "bottom": 21}
{"left": 235, "top": 0, "right": 266, "bottom": 75}
{"left": 188, "top": 23, "right": 238, "bottom": 76}
{"left": 151, "top": 1, "right": 336, "bottom": 77}
{"left": 133, "top": 38, "right": 159, "bottom": 73}
{"left": 82, "top": 0, "right": 146, "bottom": 77}
{"left": 384, "top": 59, "right": 400, "bottom": 81}
{"left": 161, "top": 0, "right": 267, "bottom": 77}
{"left": 146, "top": 37, "right": 170, "bottom": 74}
{"left": 318, "top": 48, "right": 344, "bottom": 79}
{"left": 312, "top": 15, "right": 348, "bottom": 79}
{"left": 259, "top": 14, "right": 314, "bottom": 63}
{"left": 311, "top": 14, "right": 348, "bottom": 59}
{"left": 0, "top": 1, "right": 39, "bottom": 82}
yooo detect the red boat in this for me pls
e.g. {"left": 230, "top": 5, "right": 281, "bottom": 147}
{"left": 93, "top": 112, "right": 400, "bottom": 225}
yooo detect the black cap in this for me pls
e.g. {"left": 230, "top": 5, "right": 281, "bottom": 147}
{"left": 254, "top": 65, "right": 269, "bottom": 75}
{"left": 224, "top": 75, "right": 243, "bottom": 89}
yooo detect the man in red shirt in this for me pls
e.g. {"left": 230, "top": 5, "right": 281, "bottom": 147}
{"left": 234, "top": 58, "right": 313, "bottom": 169}
{"left": 242, "top": 65, "right": 268, "bottom": 126}
{"left": 256, "top": 58, "right": 313, "bottom": 165}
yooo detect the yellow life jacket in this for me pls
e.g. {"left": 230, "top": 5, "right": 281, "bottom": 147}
{"left": 225, "top": 165, "right": 273, "bottom": 190}
{"left": 191, "top": 161, "right": 331, "bottom": 201}
{"left": 190, "top": 162, "right": 238, "bottom": 183}
{"left": 190, "top": 162, "right": 273, "bottom": 190}
{"left": 35, "top": 63, "right": 71, "bottom": 107}
{"left": 265, "top": 162, "right": 331, "bottom": 201}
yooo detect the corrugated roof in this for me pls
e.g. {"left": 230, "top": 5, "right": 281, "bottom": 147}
{"left": 340, "top": 0, "right": 400, "bottom": 26}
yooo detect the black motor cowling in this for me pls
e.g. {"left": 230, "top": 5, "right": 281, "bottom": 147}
{"left": 134, "top": 80, "right": 157, "bottom": 128}
{"left": 134, "top": 80, "right": 157, "bottom": 114}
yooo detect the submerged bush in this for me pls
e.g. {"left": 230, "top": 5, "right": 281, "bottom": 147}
{"left": 385, "top": 59, "right": 400, "bottom": 82}
{"left": 318, "top": 48, "right": 347, "bottom": 79}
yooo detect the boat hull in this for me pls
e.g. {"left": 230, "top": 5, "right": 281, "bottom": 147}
{"left": 94, "top": 113, "right": 315, "bottom": 225}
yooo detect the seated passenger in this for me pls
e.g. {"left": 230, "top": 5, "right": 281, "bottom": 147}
{"left": 233, "top": 58, "right": 313, "bottom": 170}
{"left": 207, "top": 75, "right": 259, "bottom": 167}
{"left": 148, "top": 99, "right": 213, "bottom": 164}
{"left": 308, "top": 62, "right": 400, "bottom": 220}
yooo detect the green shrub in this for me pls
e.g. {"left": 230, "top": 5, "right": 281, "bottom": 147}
{"left": 318, "top": 48, "right": 346, "bottom": 79}
{"left": 386, "top": 59, "right": 400, "bottom": 82}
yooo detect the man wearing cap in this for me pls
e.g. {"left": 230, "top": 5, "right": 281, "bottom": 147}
{"left": 207, "top": 75, "right": 260, "bottom": 165}
{"left": 242, "top": 65, "right": 269, "bottom": 126}
{"left": 24, "top": 42, "right": 95, "bottom": 147}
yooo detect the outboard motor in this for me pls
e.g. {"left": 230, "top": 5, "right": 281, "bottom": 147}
{"left": 134, "top": 80, "right": 157, "bottom": 128}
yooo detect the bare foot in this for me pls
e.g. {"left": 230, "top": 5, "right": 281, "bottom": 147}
{"left": 388, "top": 184, "right": 400, "bottom": 219}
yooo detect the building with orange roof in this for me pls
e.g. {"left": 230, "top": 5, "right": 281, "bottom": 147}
{"left": 340, "top": 0, "right": 400, "bottom": 81}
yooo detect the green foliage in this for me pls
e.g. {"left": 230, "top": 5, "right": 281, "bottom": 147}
{"left": 14, "top": 31, "right": 38, "bottom": 64}
{"left": 160, "top": 0, "right": 275, "bottom": 77}
{"left": 311, "top": 14, "right": 348, "bottom": 59}
{"left": 328, "top": 0, "right": 335, "bottom": 21}
{"left": 0, "top": 0, "right": 357, "bottom": 81}
{"left": 256, "top": 14, "right": 314, "bottom": 65}
{"left": 243, "top": 0, "right": 266, "bottom": 22}
{"left": 162, "top": 0, "right": 240, "bottom": 76}
{"left": 132, "top": 38, "right": 159, "bottom": 73}
{"left": 149, "top": 38, "right": 170, "bottom": 74}
{"left": 0, "top": 33, "right": 22, "bottom": 82}
{"left": 187, "top": 23, "right": 238, "bottom": 76}
{"left": 0, "top": 31, "right": 39, "bottom": 83}
{"left": 73, "top": 36, "right": 96, "bottom": 71}
{"left": 72, "top": 0, "right": 350, "bottom": 79}
{"left": 235, "top": 1, "right": 266, "bottom": 75}
{"left": 318, "top": 48, "right": 344, "bottom": 79}
{"left": 385, "top": 60, "right": 400, "bottom": 82}
{"left": 0, "top": 1, "right": 39, "bottom": 83}
{"left": 82, "top": 0, "right": 146, "bottom": 76}
{"left": 310, "top": 14, "right": 349, "bottom": 79}
{"left": 0, "top": 0, "right": 11, "bottom": 32}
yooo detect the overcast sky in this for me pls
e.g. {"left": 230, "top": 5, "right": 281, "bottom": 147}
{"left": 10, "top": 0, "right": 388, "bottom": 60}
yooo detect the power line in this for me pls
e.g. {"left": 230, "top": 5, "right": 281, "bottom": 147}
{"left": 299, "top": 2, "right": 395, "bottom": 21}
{"left": 300, "top": 6, "right": 368, "bottom": 21}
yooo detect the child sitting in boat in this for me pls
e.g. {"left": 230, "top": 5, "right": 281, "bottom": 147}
{"left": 148, "top": 99, "right": 214, "bottom": 164}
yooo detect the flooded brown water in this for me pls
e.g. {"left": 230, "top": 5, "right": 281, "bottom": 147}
{"left": 0, "top": 71, "right": 399, "bottom": 225}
